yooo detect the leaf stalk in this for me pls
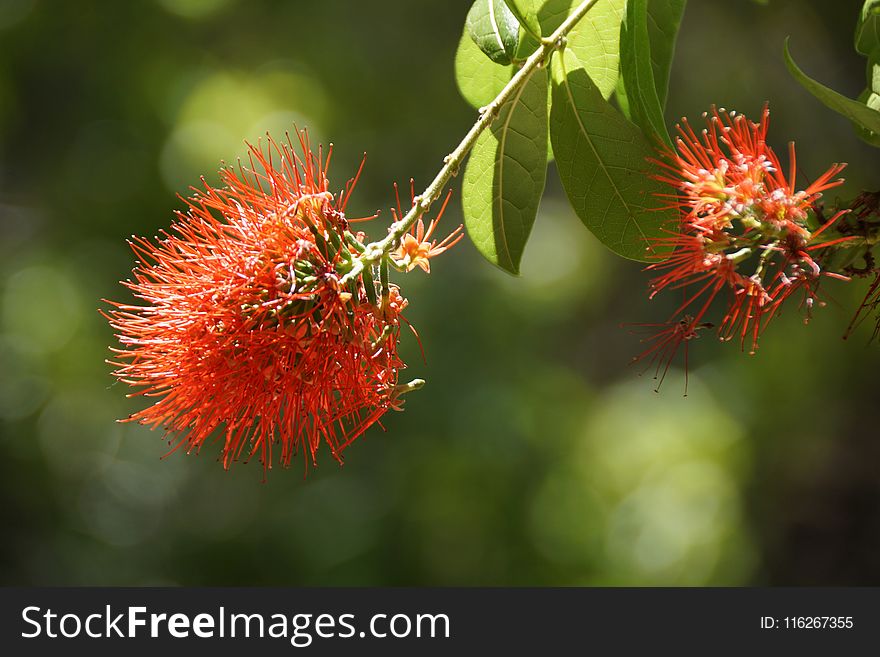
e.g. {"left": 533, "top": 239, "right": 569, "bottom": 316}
{"left": 339, "top": 0, "right": 601, "bottom": 285}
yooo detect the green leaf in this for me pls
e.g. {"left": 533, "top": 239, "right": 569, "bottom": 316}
{"left": 550, "top": 59, "right": 674, "bottom": 261}
{"left": 856, "top": 49, "right": 880, "bottom": 145}
{"left": 463, "top": 68, "right": 549, "bottom": 274}
{"left": 514, "top": 25, "right": 542, "bottom": 60}
{"left": 455, "top": 21, "right": 551, "bottom": 160}
{"left": 466, "top": 0, "right": 521, "bottom": 65}
{"left": 620, "top": 0, "right": 669, "bottom": 145}
{"left": 784, "top": 38, "right": 880, "bottom": 136}
{"left": 618, "top": 0, "right": 685, "bottom": 138}
{"left": 507, "top": 0, "right": 630, "bottom": 96}
{"left": 505, "top": 0, "right": 570, "bottom": 39}
{"left": 856, "top": 0, "right": 880, "bottom": 56}
{"left": 455, "top": 28, "right": 515, "bottom": 110}
{"left": 504, "top": 0, "right": 569, "bottom": 60}
{"left": 646, "top": 0, "right": 686, "bottom": 108}
{"left": 615, "top": 74, "right": 631, "bottom": 119}
{"left": 553, "top": 0, "right": 627, "bottom": 100}
{"left": 869, "top": 46, "right": 880, "bottom": 92}
{"left": 855, "top": 88, "right": 880, "bottom": 146}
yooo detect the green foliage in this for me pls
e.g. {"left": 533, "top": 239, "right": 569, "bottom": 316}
{"left": 784, "top": 38, "right": 880, "bottom": 145}
{"left": 645, "top": 0, "right": 686, "bottom": 108}
{"left": 466, "top": 0, "right": 522, "bottom": 65}
{"left": 786, "top": 2, "right": 880, "bottom": 147}
{"left": 457, "top": 0, "right": 676, "bottom": 267}
{"left": 857, "top": 50, "right": 880, "bottom": 146}
{"left": 505, "top": 0, "right": 571, "bottom": 39}
{"left": 552, "top": 0, "right": 626, "bottom": 100}
{"left": 514, "top": 32, "right": 542, "bottom": 61}
{"left": 870, "top": 48, "right": 880, "bottom": 91}
{"left": 455, "top": 27, "right": 515, "bottom": 110}
{"left": 463, "top": 68, "right": 549, "bottom": 274}
{"left": 619, "top": 0, "right": 671, "bottom": 146}
{"left": 855, "top": 89, "right": 880, "bottom": 146}
{"left": 616, "top": 0, "right": 685, "bottom": 130}
{"left": 856, "top": 0, "right": 880, "bottom": 55}
{"left": 550, "top": 60, "right": 673, "bottom": 261}
{"left": 615, "top": 74, "right": 631, "bottom": 119}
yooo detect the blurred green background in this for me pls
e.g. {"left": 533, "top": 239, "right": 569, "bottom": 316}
{"left": 1, "top": 0, "right": 879, "bottom": 586}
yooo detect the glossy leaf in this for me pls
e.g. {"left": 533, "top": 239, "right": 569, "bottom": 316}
{"left": 855, "top": 49, "right": 880, "bottom": 145}
{"left": 455, "top": 28, "right": 515, "bottom": 110}
{"left": 514, "top": 25, "right": 542, "bottom": 60}
{"left": 784, "top": 38, "right": 880, "bottom": 136}
{"left": 856, "top": 0, "right": 880, "bottom": 56}
{"left": 550, "top": 60, "right": 673, "bottom": 261}
{"left": 463, "top": 68, "right": 549, "bottom": 274}
{"left": 615, "top": 74, "right": 631, "bottom": 119}
{"left": 646, "top": 0, "right": 686, "bottom": 107}
{"left": 856, "top": 88, "right": 880, "bottom": 146}
{"left": 552, "top": 0, "right": 627, "bottom": 100}
{"left": 505, "top": 0, "right": 570, "bottom": 39}
{"left": 466, "top": 0, "right": 522, "bottom": 65}
{"left": 869, "top": 47, "right": 880, "bottom": 92}
{"left": 620, "top": 0, "right": 669, "bottom": 145}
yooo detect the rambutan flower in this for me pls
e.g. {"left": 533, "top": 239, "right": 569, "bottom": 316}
{"left": 104, "top": 131, "right": 451, "bottom": 475}
{"left": 630, "top": 315, "right": 714, "bottom": 393}
{"left": 633, "top": 105, "right": 850, "bottom": 385}
{"left": 390, "top": 181, "right": 463, "bottom": 274}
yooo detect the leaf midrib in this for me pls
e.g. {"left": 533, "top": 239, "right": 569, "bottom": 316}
{"left": 487, "top": 0, "right": 506, "bottom": 54}
{"left": 494, "top": 69, "right": 535, "bottom": 266}
{"left": 558, "top": 58, "right": 648, "bottom": 244}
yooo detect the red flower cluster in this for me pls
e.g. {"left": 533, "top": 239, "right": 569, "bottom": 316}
{"left": 105, "top": 132, "right": 454, "bottom": 475}
{"left": 635, "top": 106, "right": 850, "bottom": 387}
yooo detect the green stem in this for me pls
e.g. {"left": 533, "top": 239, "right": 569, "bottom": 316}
{"left": 340, "top": 0, "right": 600, "bottom": 285}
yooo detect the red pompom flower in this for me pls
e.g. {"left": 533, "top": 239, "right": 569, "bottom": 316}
{"left": 105, "top": 132, "right": 454, "bottom": 475}
{"left": 633, "top": 106, "right": 850, "bottom": 389}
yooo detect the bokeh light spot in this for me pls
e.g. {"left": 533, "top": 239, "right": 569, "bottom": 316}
{"left": 2, "top": 265, "right": 83, "bottom": 355}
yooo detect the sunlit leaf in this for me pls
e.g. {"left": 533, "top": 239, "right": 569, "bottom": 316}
{"left": 504, "top": 0, "right": 570, "bottom": 39}
{"left": 466, "top": 0, "right": 522, "bottom": 65}
{"left": 872, "top": 53, "right": 880, "bottom": 93}
{"left": 620, "top": 0, "right": 669, "bottom": 145}
{"left": 514, "top": 25, "right": 542, "bottom": 60}
{"left": 646, "top": 0, "right": 686, "bottom": 107}
{"left": 551, "top": 0, "right": 627, "bottom": 100}
{"left": 463, "top": 68, "right": 549, "bottom": 274}
{"left": 856, "top": 88, "right": 880, "bottom": 146}
{"left": 856, "top": 0, "right": 880, "bottom": 56}
{"left": 550, "top": 59, "right": 673, "bottom": 261}
{"left": 455, "top": 28, "right": 515, "bottom": 110}
{"left": 615, "top": 74, "right": 631, "bottom": 119}
{"left": 784, "top": 38, "right": 880, "bottom": 139}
